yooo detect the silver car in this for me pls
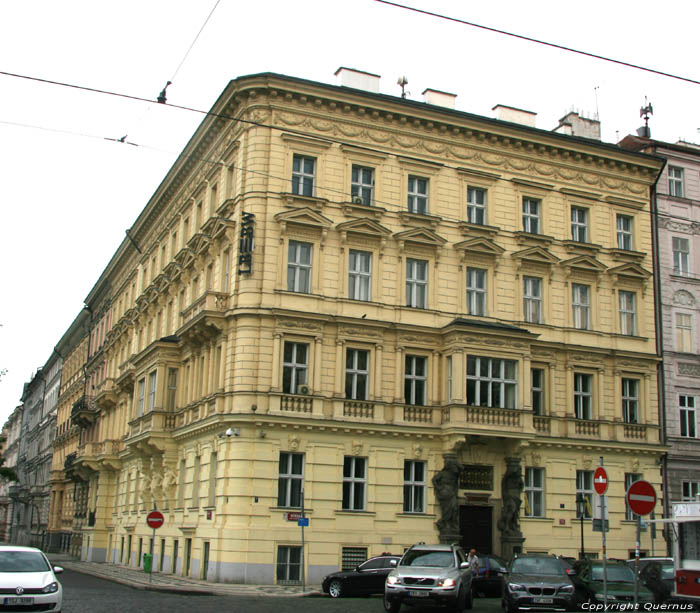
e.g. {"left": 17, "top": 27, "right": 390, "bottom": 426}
{"left": 384, "top": 543, "right": 473, "bottom": 612}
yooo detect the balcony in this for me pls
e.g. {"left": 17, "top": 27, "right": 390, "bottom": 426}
{"left": 94, "top": 378, "right": 118, "bottom": 410}
{"left": 181, "top": 291, "right": 229, "bottom": 325}
{"left": 70, "top": 396, "right": 97, "bottom": 429}
{"left": 126, "top": 410, "right": 177, "bottom": 454}
{"left": 179, "top": 291, "right": 229, "bottom": 346}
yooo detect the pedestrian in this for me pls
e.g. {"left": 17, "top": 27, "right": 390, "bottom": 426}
{"left": 467, "top": 549, "right": 480, "bottom": 575}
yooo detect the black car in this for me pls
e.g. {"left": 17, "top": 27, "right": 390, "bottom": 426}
{"left": 502, "top": 553, "right": 577, "bottom": 613}
{"left": 472, "top": 554, "right": 507, "bottom": 596}
{"left": 322, "top": 553, "right": 400, "bottom": 598}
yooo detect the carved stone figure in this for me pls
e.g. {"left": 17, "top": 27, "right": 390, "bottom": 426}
{"left": 498, "top": 459, "right": 524, "bottom": 537}
{"left": 432, "top": 457, "right": 461, "bottom": 537}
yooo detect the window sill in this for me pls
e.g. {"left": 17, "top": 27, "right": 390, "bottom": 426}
{"left": 608, "top": 248, "right": 646, "bottom": 262}
{"left": 562, "top": 240, "right": 602, "bottom": 254}
{"left": 335, "top": 510, "right": 376, "bottom": 517}
{"left": 395, "top": 512, "right": 435, "bottom": 518}
{"left": 514, "top": 231, "right": 554, "bottom": 246}
{"left": 522, "top": 516, "right": 550, "bottom": 521}
{"left": 398, "top": 210, "right": 441, "bottom": 229}
{"left": 342, "top": 201, "right": 386, "bottom": 220}
{"left": 280, "top": 192, "right": 329, "bottom": 210}
{"left": 270, "top": 507, "right": 313, "bottom": 514}
{"left": 457, "top": 221, "right": 500, "bottom": 238}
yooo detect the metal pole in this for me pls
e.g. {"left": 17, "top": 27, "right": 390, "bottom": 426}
{"left": 634, "top": 514, "right": 640, "bottom": 608}
{"left": 301, "top": 489, "right": 305, "bottom": 593}
{"left": 580, "top": 512, "right": 585, "bottom": 559}
{"left": 600, "top": 456, "right": 607, "bottom": 607}
{"left": 150, "top": 526, "right": 155, "bottom": 583}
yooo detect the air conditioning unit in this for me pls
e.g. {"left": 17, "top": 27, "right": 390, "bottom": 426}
{"left": 299, "top": 385, "right": 310, "bottom": 395}
{"left": 351, "top": 196, "right": 364, "bottom": 205}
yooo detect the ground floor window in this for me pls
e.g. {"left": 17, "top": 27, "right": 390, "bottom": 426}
{"left": 277, "top": 545, "right": 302, "bottom": 584}
{"left": 341, "top": 546, "right": 368, "bottom": 571}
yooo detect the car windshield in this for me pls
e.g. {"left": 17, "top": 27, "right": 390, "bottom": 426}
{"left": 511, "top": 558, "right": 565, "bottom": 575}
{"left": 592, "top": 566, "right": 635, "bottom": 582}
{"left": 660, "top": 563, "right": 674, "bottom": 579}
{"left": 0, "top": 551, "right": 50, "bottom": 572}
{"left": 402, "top": 550, "right": 455, "bottom": 568}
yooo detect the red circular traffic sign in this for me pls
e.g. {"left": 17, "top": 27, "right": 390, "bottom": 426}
{"left": 626, "top": 480, "right": 657, "bottom": 516}
{"left": 593, "top": 467, "right": 609, "bottom": 496}
{"left": 146, "top": 510, "right": 165, "bottom": 529}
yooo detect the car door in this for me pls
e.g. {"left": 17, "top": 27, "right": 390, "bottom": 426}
{"left": 352, "top": 557, "right": 385, "bottom": 594}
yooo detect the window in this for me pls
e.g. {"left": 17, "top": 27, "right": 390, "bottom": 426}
{"left": 617, "top": 215, "right": 633, "bottom": 250}
{"left": 404, "top": 460, "right": 426, "bottom": 513}
{"left": 287, "top": 241, "right": 312, "bottom": 293}
{"left": 571, "top": 207, "right": 588, "bottom": 242}
{"left": 447, "top": 356, "right": 453, "bottom": 402}
{"left": 680, "top": 395, "right": 697, "bottom": 438}
{"left": 524, "top": 467, "right": 544, "bottom": 518}
{"left": 572, "top": 283, "right": 590, "bottom": 330}
{"left": 348, "top": 250, "right": 371, "bottom": 301}
{"left": 404, "top": 355, "right": 427, "bottom": 406}
{"left": 574, "top": 373, "right": 593, "bottom": 420}
{"left": 345, "top": 349, "right": 369, "bottom": 400}
{"left": 342, "top": 456, "right": 366, "bottom": 510}
{"left": 341, "top": 547, "right": 368, "bottom": 572}
{"left": 282, "top": 342, "right": 308, "bottom": 394}
{"left": 522, "top": 198, "right": 540, "bottom": 234}
{"left": 351, "top": 165, "right": 374, "bottom": 205}
{"left": 531, "top": 368, "right": 544, "bottom": 416}
{"left": 523, "top": 277, "right": 542, "bottom": 324}
{"left": 277, "top": 452, "right": 303, "bottom": 508}
{"left": 676, "top": 313, "right": 693, "bottom": 352}
{"left": 222, "top": 248, "right": 231, "bottom": 292}
{"left": 467, "top": 187, "right": 486, "bottom": 225}
{"left": 673, "top": 237, "right": 690, "bottom": 276}
{"left": 192, "top": 456, "right": 201, "bottom": 507}
{"left": 208, "top": 452, "right": 217, "bottom": 507}
{"left": 619, "top": 291, "right": 636, "bottom": 336}
{"left": 576, "top": 470, "right": 594, "bottom": 519}
{"left": 292, "top": 154, "right": 315, "bottom": 197}
{"left": 682, "top": 481, "right": 700, "bottom": 501}
{"left": 276, "top": 545, "right": 301, "bottom": 583}
{"left": 406, "top": 258, "right": 428, "bottom": 309}
{"left": 407, "top": 176, "right": 428, "bottom": 214}
{"left": 166, "top": 368, "right": 178, "bottom": 411}
{"left": 622, "top": 378, "right": 639, "bottom": 424}
{"left": 147, "top": 371, "right": 157, "bottom": 412}
{"left": 466, "top": 356, "right": 517, "bottom": 409}
{"left": 466, "top": 268, "right": 486, "bottom": 316}
{"left": 669, "top": 166, "right": 684, "bottom": 198}
{"left": 137, "top": 378, "right": 145, "bottom": 417}
{"left": 625, "top": 473, "right": 642, "bottom": 520}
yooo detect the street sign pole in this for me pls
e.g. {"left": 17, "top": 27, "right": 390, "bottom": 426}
{"left": 599, "top": 457, "right": 607, "bottom": 608}
{"left": 301, "top": 489, "right": 305, "bottom": 593}
{"left": 625, "top": 479, "right": 657, "bottom": 611}
{"left": 634, "top": 514, "right": 640, "bottom": 608}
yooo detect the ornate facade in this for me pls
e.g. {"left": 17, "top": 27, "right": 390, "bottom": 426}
{"left": 52, "top": 71, "right": 666, "bottom": 582}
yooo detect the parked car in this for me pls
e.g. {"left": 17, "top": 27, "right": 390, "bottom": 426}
{"left": 573, "top": 559, "right": 654, "bottom": 605}
{"left": 472, "top": 553, "right": 507, "bottom": 596}
{"left": 322, "top": 553, "right": 400, "bottom": 598}
{"left": 502, "top": 553, "right": 577, "bottom": 613}
{"left": 384, "top": 543, "right": 473, "bottom": 612}
{"left": 626, "top": 557, "right": 675, "bottom": 603}
{"left": 0, "top": 545, "right": 63, "bottom": 612}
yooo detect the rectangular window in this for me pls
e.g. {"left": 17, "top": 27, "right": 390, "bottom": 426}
{"left": 147, "top": 371, "right": 157, "bottom": 412}
{"left": 341, "top": 547, "right": 368, "bottom": 572}
{"left": 572, "top": 283, "right": 590, "bottom": 330}
{"left": 625, "top": 473, "right": 642, "bottom": 520}
{"left": 406, "top": 258, "right": 428, "bottom": 308}
{"left": 682, "top": 481, "right": 700, "bottom": 501}
{"left": 277, "top": 452, "right": 304, "bottom": 508}
{"left": 617, "top": 215, "right": 633, "bottom": 250}
{"left": 166, "top": 368, "right": 178, "bottom": 411}
{"left": 404, "top": 355, "right": 427, "bottom": 406}
{"left": 531, "top": 368, "right": 544, "bottom": 416}
{"left": 403, "top": 460, "right": 426, "bottom": 513}
{"left": 622, "top": 378, "right": 639, "bottom": 424}
{"left": 576, "top": 470, "right": 594, "bottom": 519}
{"left": 673, "top": 237, "right": 690, "bottom": 276}
{"left": 467, "top": 187, "right": 486, "bottom": 225}
{"left": 574, "top": 373, "right": 593, "bottom": 420}
{"left": 348, "top": 250, "right": 372, "bottom": 301}
{"left": 466, "top": 356, "right": 517, "bottom": 409}
{"left": 292, "top": 154, "right": 315, "bottom": 197}
{"left": 619, "top": 291, "right": 636, "bottom": 336}
{"left": 669, "top": 166, "right": 684, "bottom": 198}
{"left": 680, "top": 395, "right": 697, "bottom": 438}
{"left": 137, "top": 378, "right": 145, "bottom": 417}
{"left": 523, "top": 277, "right": 542, "bottom": 324}
{"left": 466, "top": 268, "right": 487, "bottom": 316}
{"left": 287, "top": 241, "right": 312, "bottom": 293}
{"left": 524, "top": 467, "right": 544, "bottom": 518}
{"left": 342, "top": 456, "right": 367, "bottom": 510}
{"left": 676, "top": 313, "right": 693, "bottom": 352}
{"left": 522, "top": 198, "right": 540, "bottom": 234}
{"left": 276, "top": 545, "right": 301, "bottom": 584}
{"left": 345, "top": 349, "right": 369, "bottom": 400}
{"left": 282, "top": 342, "right": 308, "bottom": 394}
{"left": 571, "top": 207, "right": 588, "bottom": 242}
{"left": 407, "top": 176, "right": 428, "bottom": 214}
{"left": 351, "top": 165, "right": 374, "bottom": 205}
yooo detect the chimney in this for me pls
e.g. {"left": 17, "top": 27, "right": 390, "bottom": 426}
{"left": 553, "top": 111, "right": 601, "bottom": 140}
{"left": 422, "top": 88, "right": 457, "bottom": 109}
{"left": 492, "top": 104, "right": 537, "bottom": 127}
{"left": 334, "top": 67, "right": 381, "bottom": 93}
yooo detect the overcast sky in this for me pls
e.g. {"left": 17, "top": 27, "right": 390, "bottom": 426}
{"left": 1, "top": 0, "right": 698, "bottom": 425}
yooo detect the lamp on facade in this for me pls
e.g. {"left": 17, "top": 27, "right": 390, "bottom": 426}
{"left": 575, "top": 493, "right": 586, "bottom": 560}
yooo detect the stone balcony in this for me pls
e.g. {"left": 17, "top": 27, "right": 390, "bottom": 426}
{"left": 70, "top": 395, "right": 97, "bottom": 429}
{"left": 125, "top": 410, "right": 177, "bottom": 454}
{"left": 94, "top": 378, "right": 118, "bottom": 410}
{"left": 532, "top": 415, "right": 660, "bottom": 443}
{"left": 181, "top": 291, "right": 229, "bottom": 325}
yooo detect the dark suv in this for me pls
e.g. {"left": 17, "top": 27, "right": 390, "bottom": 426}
{"left": 384, "top": 543, "right": 473, "bottom": 612}
{"left": 502, "top": 553, "right": 576, "bottom": 613}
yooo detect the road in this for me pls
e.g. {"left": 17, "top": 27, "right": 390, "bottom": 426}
{"left": 60, "top": 569, "right": 505, "bottom": 612}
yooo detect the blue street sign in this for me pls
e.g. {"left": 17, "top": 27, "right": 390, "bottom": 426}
{"left": 297, "top": 517, "right": 309, "bottom": 527}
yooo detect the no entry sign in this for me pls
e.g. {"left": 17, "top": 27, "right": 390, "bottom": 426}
{"left": 146, "top": 510, "right": 165, "bottom": 529}
{"left": 593, "top": 466, "right": 609, "bottom": 496}
{"left": 626, "top": 480, "right": 657, "bottom": 516}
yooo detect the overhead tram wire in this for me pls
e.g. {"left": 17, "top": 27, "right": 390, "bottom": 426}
{"left": 373, "top": 0, "right": 700, "bottom": 87}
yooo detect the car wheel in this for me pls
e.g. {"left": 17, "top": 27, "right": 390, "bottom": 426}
{"left": 328, "top": 579, "right": 343, "bottom": 598}
{"left": 464, "top": 586, "right": 474, "bottom": 610}
{"left": 383, "top": 593, "right": 401, "bottom": 613}
{"left": 504, "top": 601, "right": 519, "bottom": 613}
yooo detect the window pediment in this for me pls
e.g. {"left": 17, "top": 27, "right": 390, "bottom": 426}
{"left": 336, "top": 218, "right": 391, "bottom": 247}
{"left": 394, "top": 228, "right": 447, "bottom": 253}
{"left": 512, "top": 246, "right": 560, "bottom": 267}
{"left": 454, "top": 237, "right": 505, "bottom": 263}
{"left": 608, "top": 262, "right": 651, "bottom": 283}
{"left": 203, "top": 217, "right": 236, "bottom": 243}
{"left": 562, "top": 255, "right": 607, "bottom": 275}
{"left": 275, "top": 207, "right": 333, "bottom": 232}
{"left": 174, "top": 247, "right": 195, "bottom": 269}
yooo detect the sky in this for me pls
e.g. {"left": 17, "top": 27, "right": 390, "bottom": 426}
{"left": 1, "top": 0, "right": 699, "bottom": 425}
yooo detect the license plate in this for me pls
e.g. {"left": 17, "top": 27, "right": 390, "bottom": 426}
{"left": 408, "top": 590, "right": 429, "bottom": 597}
{"left": 3, "top": 597, "right": 35, "bottom": 605}
{"left": 534, "top": 598, "right": 553, "bottom": 604}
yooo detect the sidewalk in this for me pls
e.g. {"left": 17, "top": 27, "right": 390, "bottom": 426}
{"left": 47, "top": 553, "right": 322, "bottom": 598}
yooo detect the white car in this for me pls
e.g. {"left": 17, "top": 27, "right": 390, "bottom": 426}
{"left": 0, "top": 546, "right": 63, "bottom": 612}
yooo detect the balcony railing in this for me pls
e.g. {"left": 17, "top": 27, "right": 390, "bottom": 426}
{"left": 94, "top": 378, "right": 118, "bottom": 410}
{"left": 70, "top": 395, "right": 97, "bottom": 429}
{"left": 465, "top": 406, "right": 522, "bottom": 428}
{"left": 128, "top": 410, "right": 177, "bottom": 438}
{"left": 281, "top": 395, "right": 312, "bottom": 413}
{"left": 181, "top": 291, "right": 229, "bottom": 325}
{"left": 343, "top": 401, "right": 375, "bottom": 419}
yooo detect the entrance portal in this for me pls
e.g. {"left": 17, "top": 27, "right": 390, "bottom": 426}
{"left": 459, "top": 505, "right": 492, "bottom": 554}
